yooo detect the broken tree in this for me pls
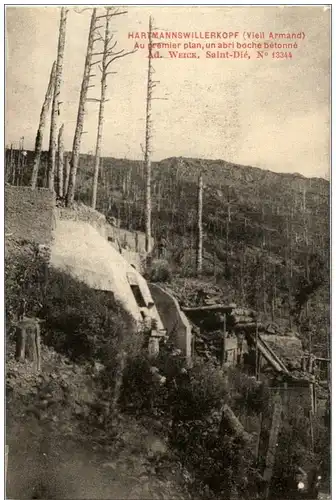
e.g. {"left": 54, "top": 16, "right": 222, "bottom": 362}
{"left": 57, "top": 123, "right": 65, "bottom": 197}
{"left": 48, "top": 7, "right": 68, "bottom": 191}
{"left": 91, "top": 7, "right": 135, "bottom": 210}
{"left": 31, "top": 61, "right": 56, "bottom": 189}
{"left": 144, "top": 16, "right": 154, "bottom": 253}
{"left": 66, "top": 8, "right": 98, "bottom": 206}
{"left": 14, "top": 317, "right": 44, "bottom": 372}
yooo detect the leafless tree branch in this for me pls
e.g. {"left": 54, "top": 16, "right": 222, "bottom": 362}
{"left": 105, "top": 49, "right": 136, "bottom": 69}
{"left": 73, "top": 7, "right": 92, "bottom": 14}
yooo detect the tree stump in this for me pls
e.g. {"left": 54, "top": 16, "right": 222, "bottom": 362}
{"left": 14, "top": 317, "right": 42, "bottom": 372}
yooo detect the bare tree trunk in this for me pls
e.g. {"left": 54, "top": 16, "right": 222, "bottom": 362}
{"left": 144, "top": 16, "right": 153, "bottom": 253}
{"left": 20, "top": 149, "right": 26, "bottom": 186}
{"left": 48, "top": 7, "right": 68, "bottom": 191}
{"left": 262, "top": 259, "right": 267, "bottom": 314}
{"left": 63, "top": 154, "right": 70, "bottom": 196}
{"left": 66, "top": 8, "right": 97, "bottom": 206}
{"left": 57, "top": 124, "right": 64, "bottom": 197}
{"left": 16, "top": 137, "right": 24, "bottom": 186}
{"left": 6, "top": 144, "right": 14, "bottom": 183}
{"left": 91, "top": 12, "right": 110, "bottom": 209}
{"left": 31, "top": 62, "right": 56, "bottom": 189}
{"left": 11, "top": 151, "right": 16, "bottom": 185}
{"left": 196, "top": 173, "right": 203, "bottom": 274}
{"left": 271, "top": 266, "right": 276, "bottom": 322}
{"left": 8, "top": 144, "right": 14, "bottom": 184}
{"left": 240, "top": 246, "right": 245, "bottom": 301}
{"left": 226, "top": 207, "right": 230, "bottom": 265}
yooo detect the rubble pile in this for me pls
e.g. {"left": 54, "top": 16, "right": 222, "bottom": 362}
{"left": 229, "top": 307, "right": 258, "bottom": 333}
{"left": 193, "top": 327, "right": 225, "bottom": 362}
{"left": 167, "top": 279, "right": 231, "bottom": 308}
{"left": 6, "top": 343, "right": 95, "bottom": 431}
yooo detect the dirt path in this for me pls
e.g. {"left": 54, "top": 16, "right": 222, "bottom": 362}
{"left": 7, "top": 412, "right": 189, "bottom": 500}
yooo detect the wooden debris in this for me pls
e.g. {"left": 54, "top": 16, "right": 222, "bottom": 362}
{"left": 231, "top": 315, "right": 256, "bottom": 325}
{"left": 219, "top": 404, "right": 252, "bottom": 444}
{"left": 182, "top": 303, "right": 236, "bottom": 313}
{"left": 234, "top": 322, "right": 262, "bottom": 332}
{"left": 233, "top": 308, "right": 257, "bottom": 317}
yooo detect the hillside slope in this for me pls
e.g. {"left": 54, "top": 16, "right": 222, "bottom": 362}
{"left": 5, "top": 151, "right": 330, "bottom": 354}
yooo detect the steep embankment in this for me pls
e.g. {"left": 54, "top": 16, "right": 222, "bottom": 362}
{"left": 5, "top": 186, "right": 191, "bottom": 500}
{"left": 6, "top": 343, "right": 191, "bottom": 500}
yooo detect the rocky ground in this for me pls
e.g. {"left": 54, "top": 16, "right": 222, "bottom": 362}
{"left": 6, "top": 344, "right": 192, "bottom": 500}
{"left": 6, "top": 342, "right": 330, "bottom": 500}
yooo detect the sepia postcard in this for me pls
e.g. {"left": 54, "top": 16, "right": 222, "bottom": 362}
{"left": 4, "top": 5, "right": 331, "bottom": 500}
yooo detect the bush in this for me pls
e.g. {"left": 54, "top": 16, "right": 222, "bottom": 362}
{"left": 147, "top": 259, "right": 172, "bottom": 283}
{"left": 121, "top": 348, "right": 255, "bottom": 498}
{"left": 272, "top": 405, "right": 330, "bottom": 492}
{"left": 5, "top": 248, "right": 47, "bottom": 324}
{"left": 120, "top": 353, "right": 169, "bottom": 415}
{"left": 227, "top": 368, "right": 270, "bottom": 415}
{"left": 42, "top": 268, "right": 138, "bottom": 363}
{"left": 5, "top": 251, "right": 138, "bottom": 364}
{"left": 168, "top": 360, "right": 260, "bottom": 498}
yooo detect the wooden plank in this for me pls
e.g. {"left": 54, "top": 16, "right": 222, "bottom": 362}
{"left": 182, "top": 304, "right": 236, "bottom": 313}
{"left": 257, "top": 336, "right": 289, "bottom": 373}
{"left": 150, "top": 329, "right": 167, "bottom": 338}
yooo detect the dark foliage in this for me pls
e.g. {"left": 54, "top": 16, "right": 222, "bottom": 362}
{"left": 5, "top": 251, "right": 135, "bottom": 363}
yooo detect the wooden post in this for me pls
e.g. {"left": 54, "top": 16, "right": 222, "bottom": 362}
{"left": 222, "top": 313, "right": 226, "bottom": 366}
{"left": 14, "top": 317, "right": 42, "bottom": 372}
{"left": 309, "top": 409, "right": 314, "bottom": 452}
{"left": 263, "top": 394, "right": 283, "bottom": 500}
{"left": 310, "top": 376, "right": 316, "bottom": 415}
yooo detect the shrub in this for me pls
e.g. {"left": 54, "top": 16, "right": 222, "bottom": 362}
{"left": 5, "top": 248, "right": 47, "bottom": 324}
{"left": 5, "top": 251, "right": 137, "bottom": 364}
{"left": 120, "top": 352, "right": 169, "bottom": 416}
{"left": 147, "top": 259, "right": 172, "bottom": 283}
{"left": 227, "top": 368, "right": 271, "bottom": 415}
{"left": 121, "top": 348, "right": 254, "bottom": 497}
{"left": 172, "top": 358, "right": 228, "bottom": 420}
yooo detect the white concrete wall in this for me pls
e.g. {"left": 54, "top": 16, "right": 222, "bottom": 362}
{"left": 149, "top": 284, "right": 192, "bottom": 359}
{"left": 51, "top": 219, "right": 164, "bottom": 330}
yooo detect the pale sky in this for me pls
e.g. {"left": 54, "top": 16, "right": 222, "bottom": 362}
{"left": 5, "top": 5, "right": 330, "bottom": 178}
